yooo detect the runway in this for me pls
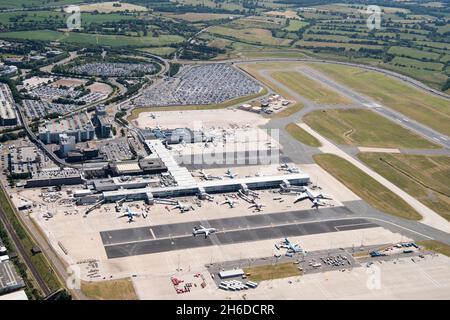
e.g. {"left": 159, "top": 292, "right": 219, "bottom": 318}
{"left": 101, "top": 207, "right": 378, "bottom": 258}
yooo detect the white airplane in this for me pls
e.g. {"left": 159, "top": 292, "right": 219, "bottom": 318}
{"left": 173, "top": 201, "right": 194, "bottom": 213}
{"left": 248, "top": 202, "right": 265, "bottom": 211}
{"left": 221, "top": 196, "right": 238, "bottom": 208}
{"left": 294, "top": 187, "right": 332, "bottom": 209}
{"left": 118, "top": 206, "right": 145, "bottom": 223}
{"left": 276, "top": 238, "right": 303, "bottom": 254}
{"left": 199, "top": 169, "right": 222, "bottom": 181}
{"left": 192, "top": 225, "right": 217, "bottom": 238}
{"left": 224, "top": 169, "right": 238, "bottom": 179}
{"left": 278, "top": 162, "right": 300, "bottom": 173}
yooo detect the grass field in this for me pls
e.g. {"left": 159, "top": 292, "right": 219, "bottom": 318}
{"left": 0, "top": 30, "right": 184, "bottom": 47}
{"left": 304, "top": 109, "right": 439, "bottom": 149}
{"left": 418, "top": 240, "right": 450, "bottom": 257}
{"left": 313, "top": 154, "right": 422, "bottom": 220}
{"left": 138, "top": 47, "right": 176, "bottom": 57}
{"left": 387, "top": 46, "right": 441, "bottom": 60}
{"left": 284, "top": 20, "right": 308, "bottom": 32}
{"left": 307, "top": 63, "right": 450, "bottom": 136}
{"left": 0, "top": 0, "right": 83, "bottom": 10}
{"left": 285, "top": 123, "right": 321, "bottom": 147}
{"left": 358, "top": 153, "right": 450, "bottom": 221}
{"left": 81, "top": 278, "right": 138, "bottom": 300}
{"left": 244, "top": 262, "right": 301, "bottom": 282}
{"left": 271, "top": 71, "right": 352, "bottom": 104}
{"left": 166, "top": 12, "right": 236, "bottom": 22}
{"left": 128, "top": 88, "right": 267, "bottom": 121}
{"left": 207, "top": 26, "right": 291, "bottom": 46}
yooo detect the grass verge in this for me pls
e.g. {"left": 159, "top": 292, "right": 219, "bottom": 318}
{"left": 313, "top": 153, "right": 422, "bottom": 220}
{"left": 358, "top": 153, "right": 450, "bottom": 221}
{"left": 285, "top": 123, "right": 322, "bottom": 147}
{"left": 0, "top": 186, "right": 62, "bottom": 294}
{"left": 244, "top": 262, "right": 301, "bottom": 282}
{"left": 304, "top": 109, "right": 440, "bottom": 149}
{"left": 81, "top": 278, "right": 138, "bottom": 300}
{"left": 417, "top": 240, "right": 450, "bottom": 257}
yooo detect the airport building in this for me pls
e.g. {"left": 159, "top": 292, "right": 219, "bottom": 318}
{"left": 25, "top": 168, "right": 83, "bottom": 188}
{"left": 8, "top": 146, "right": 39, "bottom": 179}
{"left": 0, "top": 83, "right": 17, "bottom": 126}
{"left": 38, "top": 112, "right": 95, "bottom": 144}
{"left": 101, "top": 173, "right": 310, "bottom": 203}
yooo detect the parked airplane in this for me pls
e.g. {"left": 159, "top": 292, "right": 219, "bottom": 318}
{"left": 118, "top": 206, "right": 144, "bottom": 223}
{"left": 221, "top": 196, "right": 238, "bottom": 208}
{"left": 173, "top": 201, "right": 194, "bottom": 213}
{"left": 192, "top": 225, "right": 217, "bottom": 238}
{"left": 199, "top": 169, "right": 222, "bottom": 181}
{"left": 294, "top": 187, "right": 332, "bottom": 209}
{"left": 224, "top": 169, "right": 238, "bottom": 179}
{"left": 278, "top": 162, "right": 300, "bottom": 173}
{"left": 275, "top": 238, "right": 303, "bottom": 253}
{"left": 248, "top": 202, "right": 265, "bottom": 211}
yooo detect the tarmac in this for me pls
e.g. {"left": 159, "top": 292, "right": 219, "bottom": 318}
{"left": 101, "top": 213, "right": 378, "bottom": 258}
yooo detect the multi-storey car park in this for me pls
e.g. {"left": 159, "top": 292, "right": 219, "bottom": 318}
{"left": 134, "top": 64, "right": 263, "bottom": 107}
{"left": 38, "top": 112, "right": 95, "bottom": 144}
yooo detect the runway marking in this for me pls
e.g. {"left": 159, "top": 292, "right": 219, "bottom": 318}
{"left": 334, "top": 222, "right": 376, "bottom": 231}
{"left": 103, "top": 218, "right": 377, "bottom": 247}
{"left": 149, "top": 228, "right": 156, "bottom": 239}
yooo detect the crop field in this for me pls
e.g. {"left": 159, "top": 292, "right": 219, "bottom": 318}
{"left": 307, "top": 63, "right": 450, "bottom": 136}
{"left": 387, "top": 46, "right": 442, "bottom": 61}
{"left": 166, "top": 12, "right": 237, "bottom": 22}
{"left": 271, "top": 71, "right": 352, "bottom": 104}
{"left": 313, "top": 154, "right": 422, "bottom": 220}
{"left": 0, "top": 30, "right": 184, "bottom": 47}
{"left": 358, "top": 153, "right": 450, "bottom": 221}
{"left": 304, "top": 109, "right": 439, "bottom": 149}
{"left": 0, "top": 0, "right": 84, "bottom": 10}
{"left": 207, "top": 26, "right": 291, "bottom": 46}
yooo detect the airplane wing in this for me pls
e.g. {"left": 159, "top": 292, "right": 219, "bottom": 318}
{"left": 294, "top": 194, "right": 308, "bottom": 203}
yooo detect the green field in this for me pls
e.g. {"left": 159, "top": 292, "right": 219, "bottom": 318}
{"left": 304, "top": 109, "right": 439, "bottom": 149}
{"left": 0, "top": 0, "right": 84, "bottom": 10}
{"left": 387, "top": 46, "right": 441, "bottom": 60}
{"left": 313, "top": 154, "right": 421, "bottom": 220}
{"left": 307, "top": 63, "right": 450, "bottom": 137}
{"left": 244, "top": 262, "right": 301, "bottom": 282}
{"left": 285, "top": 123, "right": 321, "bottom": 147}
{"left": 0, "top": 30, "right": 184, "bottom": 47}
{"left": 271, "top": 71, "right": 352, "bottom": 104}
{"left": 284, "top": 20, "right": 308, "bottom": 32}
{"left": 207, "top": 26, "right": 291, "bottom": 46}
{"left": 358, "top": 153, "right": 450, "bottom": 221}
{"left": 138, "top": 47, "right": 177, "bottom": 57}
